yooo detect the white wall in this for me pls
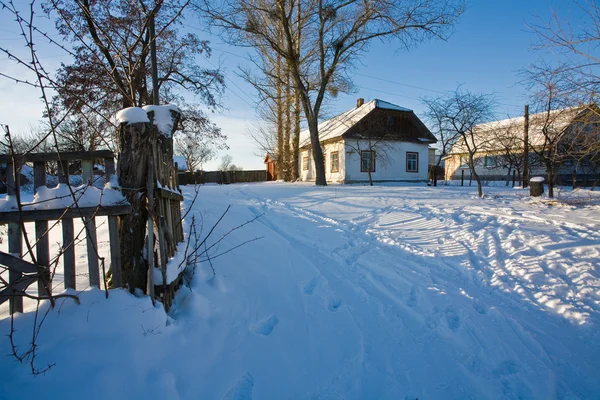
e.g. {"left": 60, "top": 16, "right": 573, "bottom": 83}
{"left": 299, "top": 141, "right": 346, "bottom": 182}
{"left": 343, "top": 140, "right": 429, "bottom": 182}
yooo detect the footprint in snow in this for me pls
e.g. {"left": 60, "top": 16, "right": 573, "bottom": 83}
{"left": 328, "top": 298, "right": 342, "bottom": 311}
{"left": 253, "top": 315, "right": 279, "bottom": 336}
{"left": 445, "top": 308, "right": 461, "bottom": 332}
{"left": 407, "top": 285, "right": 420, "bottom": 308}
{"left": 473, "top": 299, "right": 488, "bottom": 314}
{"left": 222, "top": 372, "right": 254, "bottom": 400}
{"left": 303, "top": 278, "right": 318, "bottom": 295}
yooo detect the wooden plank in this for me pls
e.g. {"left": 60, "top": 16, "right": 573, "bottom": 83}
{"left": 108, "top": 215, "right": 122, "bottom": 288}
{"left": 0, "top": 251, "right": 37, "bottom": 274}
{"left": 82, "top": 159, "right": 93, "bottom": 184}
{"left": 0, "top": 204, "right": 132, "bottom": 223}
{"left": 58, "top": 159, "right": 69, "bottom": 184}
{"left": 85, "top": 217, "right": 100, "bottom": 288}
{"left": 8, "top": 223, "right": 23, "bottom": 313}
{"left": 155, "top": 187, "right": 183, "bottom": 202}
{"left": 164, "top": 198, "right": 174, "bottom": 256}
{"left": 0, "top": 150, "right": 114, "bottom": 164}
{"left": 62, "top": 218, "right": 76, "bottom": 290}
{"left": 104, "top": 157, "right": 115, "bottom": 182}
{"left": 34, "top": 159, "right": 48, "bottom": 296}
{"left": 33, "top": 161, "right": 46, "bottom": 193}
{"left": 146, "top": 158, "right": 155, "bottom": 299}
{"left": 0, "top": 276, "right": 38, "bottom": 306}
{"left": 7, "top": 161, "right": 23, "bottom": 313}
{"left": 35, "top": 220, "right": 51, "bottom": 296}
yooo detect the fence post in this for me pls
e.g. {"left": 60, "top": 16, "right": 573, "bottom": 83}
{"left": 7, "top": 161, "right": 23, "bottom": 313}
{"left": 59, "top": 159, "right": 76, "bottom": 290}
{"left": 82, "top": 159, "right": 100, "bottom": 288}
{"left": 104, "top": 157, "right": 123, "bottom": 288}
{"left": 461, "top": 170, "right": 464, "bottom": 186}
{"left": 512, "top": 170, "right": 516, "bottom": 188}
{"left": 117, "top": 116, "right": 154, "bottom": 292}
{"left": 33, "top": 161, "right": 50, "bottom": 296}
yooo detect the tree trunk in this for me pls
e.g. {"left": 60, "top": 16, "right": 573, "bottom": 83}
{"left": 547, "top": 164, "right": 554, "bottom": 198}
{"left": 275, "top": 38, "right": 284, "bottom": 180}
{"left": 307, "top": 118, "right": 326, "bottom": 186}
{"left": 292, "top": 90, "right": 301, "bottom": 181}
{"left": 469, "top": 154, "right": 483, "bottom": 197}
{"left": 283, "top": 68, "right": 292, "bottom": 181}
{"left": 116, "top": 120, "right": 153, "bottom": 292}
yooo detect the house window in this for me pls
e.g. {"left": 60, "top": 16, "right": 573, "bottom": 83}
{"left": 406, "top": 152, "right": 418, "bottom": 172}
{"left": 302, "top": 155, "right": 309, "bottom": 171}
{"left": 330, "top": 151, "right": 339, "bottom": 173}
{"left": 361, "top": 150, "right": 376, "bottom": 172}
{"left": 459, "top": 155, "right": 469, "bottom": 169}
{"left": 484, "top": 155, "right": 494, "bottom": 167}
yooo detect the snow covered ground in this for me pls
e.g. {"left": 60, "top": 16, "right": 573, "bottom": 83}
{"left": 1, "top": 182, "right": 600, "bottom": 399}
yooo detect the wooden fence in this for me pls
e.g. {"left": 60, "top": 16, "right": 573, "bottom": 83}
{"left": 178, "top": 169, "right": 267, "bottom": 185}
{"left": 0, "top": 108, "right": 188, "bottom": 314}
{"left": 0, "top": 151, "right": 131, "bottom": 314}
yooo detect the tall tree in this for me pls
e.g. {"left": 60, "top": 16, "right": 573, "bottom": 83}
{"left": 432, "top": 88, "right": 496, "bottom": 197}
{"left": 46, "top": 0, "right": 225, "bottom": 152}
{"left": 199, "top": 0, "right": 464, "bottom": 185}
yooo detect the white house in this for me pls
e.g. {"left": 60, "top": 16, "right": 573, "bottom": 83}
{"left": 444, "top": 104, "right": 600, "bottom": 182}
{"left": 299, "top": 98, "right": 436, "bottom": 183}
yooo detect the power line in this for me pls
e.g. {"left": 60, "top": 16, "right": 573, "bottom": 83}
{"left": 355, "top": 72, "right": 446, "bottom": 94}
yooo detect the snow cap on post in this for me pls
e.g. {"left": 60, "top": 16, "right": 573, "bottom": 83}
{"left": 142, "top": 104, "right": 181, "bottom": 138}
{"left": 115, "top": 107, "right": 151, "bottom": 125}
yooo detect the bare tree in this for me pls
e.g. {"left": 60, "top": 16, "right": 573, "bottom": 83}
{"left": 219, "top": 154, "right": 234, "bottom": 171}
{"left": 174, "top": 107, "right": 227, "bottom": 171}
{"left": 199, "top": 0, "right": 464, "bottom": 186}
{"left": 493, "top": 121, "right": 527, "bottom": 186}
{"left": 433, "top": 88, "right": 496, "bottom": 197}
{"left": 528, "top": 0, "right": 600, "bottom": 106}
{"left": 422, "top": 96, "right": 461, "bottom": 186}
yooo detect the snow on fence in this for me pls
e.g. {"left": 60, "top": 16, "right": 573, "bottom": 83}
{"left": 0, "top": 106, "right": 187, "bottom": 315}
{"left": 0, "top": 151, "right": 131, "bottom": 314}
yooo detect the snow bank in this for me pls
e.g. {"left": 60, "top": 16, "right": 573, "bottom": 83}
{"left": 2, "top": 183, "right": 600, "bottom": 399}
{"left": 153, "top": 241, "right": 189, "bottom": 285}
{"left": 530, "top": 176, "right": 545, "bottom": 182}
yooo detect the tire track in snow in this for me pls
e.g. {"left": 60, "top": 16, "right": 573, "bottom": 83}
{"left": 228, "top": 185, "right": 600, "bottom": 398}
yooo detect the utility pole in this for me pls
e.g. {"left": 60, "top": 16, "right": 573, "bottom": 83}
{"left": 523, "top": 104, "right": 529, "bottom": 188}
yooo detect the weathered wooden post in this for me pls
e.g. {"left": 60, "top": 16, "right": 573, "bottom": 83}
{"left": 461, "top": 170, "right": 464, "bottom": 186}
{"left": 59, "top": 159, "right": 76, "bottom": 290}
{"left": 116, "top": 108, "right": 153, "bottom": 291}
{"left": 530, "top": 177, "right": 544, "bottom": 197}
{"left": 7, "top": 161, "right": 23, "bottom": 313}
{"left": 33, "top": 161, "right": 50, "bottom": 296}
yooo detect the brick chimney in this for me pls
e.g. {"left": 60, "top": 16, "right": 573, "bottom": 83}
{"left": 357, "top": 98, "right": 364, "bottom": 108}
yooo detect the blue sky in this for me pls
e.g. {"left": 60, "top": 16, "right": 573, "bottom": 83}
{"left": 0, "top": 0, "right": 583, "bottom": 170}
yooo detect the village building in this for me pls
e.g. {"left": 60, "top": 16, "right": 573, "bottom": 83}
{"left": 298, "top": 98, "right": 436, "bottom": 183}
{"left": 444, "top": 104, "right": 600, "bottom": 184}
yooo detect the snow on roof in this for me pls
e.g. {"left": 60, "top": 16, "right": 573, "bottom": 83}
{"left": 173, "top": 155, "right": 187, "bottom": 171}
{"left": 115, "top": 107, "right": 150, "bottom": 125}
{"left": 299, "top": 99, "right": 413, "bottom": 148}
{"left": 448, "top": 105, "right": 590, "bottom": 154}
{"left": 143, "top": 104, "right": 180, "bottom": 138}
